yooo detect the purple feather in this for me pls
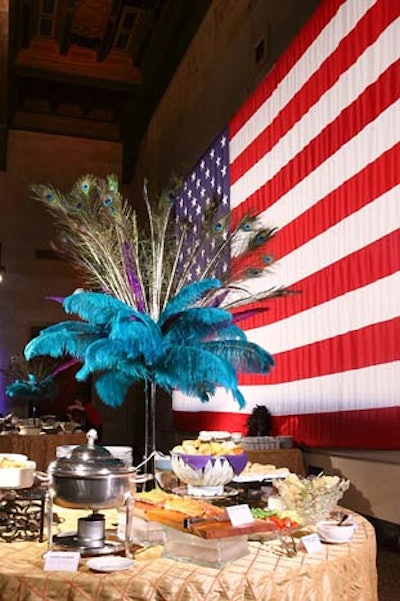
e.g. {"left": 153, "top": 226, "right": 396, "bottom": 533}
{"left": 46, "top": 295, "right": 65, "bottom": 304}
{"left": 122, "top": 241, "right": 146, "bottom": 312}
{"left": 232, "top": 307, "right": 270, "bottom": 324}
{"left": 209, "top": 289, "right": 230, "bottom": 307}
{"left": 50, "top": 358, "right": 80, "bottom": 377}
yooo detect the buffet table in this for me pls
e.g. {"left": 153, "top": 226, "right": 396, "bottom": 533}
{"left": 0, "top": 432, "right": 87, "bottom": 471}
{"left": 0, "top": 506, "right": 378, "bottom": 601}
{"left": 245, "top": 448, "right": 306, "bottom": 476}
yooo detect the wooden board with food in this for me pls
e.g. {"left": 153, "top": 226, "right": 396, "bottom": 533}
{"left": 134, "top": 489, "right": 296, "bottom": 540}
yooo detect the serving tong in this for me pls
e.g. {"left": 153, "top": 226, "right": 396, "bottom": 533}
{"left": 275, "top": 529, "right": 298, "bottom": 557}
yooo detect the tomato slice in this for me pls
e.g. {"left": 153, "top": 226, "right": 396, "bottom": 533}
{"left": 269, "top": 515, "right": 284, "bottom": 529}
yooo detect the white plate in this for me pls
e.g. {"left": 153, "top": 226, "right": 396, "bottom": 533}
{"left": 319, "top": 534, "right": 353, "bottom": 544}
{"left": 86, "top": 557, "right": 134, "bottom": 573}
{"left": 232, "top": 470, "right": 289, "bottom": 483}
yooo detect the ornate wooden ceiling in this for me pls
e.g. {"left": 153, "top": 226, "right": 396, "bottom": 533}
{"left": 0, "top": 0, "right": 212, "bottom": 181}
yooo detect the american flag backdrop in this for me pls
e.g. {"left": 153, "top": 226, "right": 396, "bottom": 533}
{"left": 172, "top": 0, "right": 400, "bottom": 449}
{"left": 175, "top": 128, "right": 231, "bottom": 283}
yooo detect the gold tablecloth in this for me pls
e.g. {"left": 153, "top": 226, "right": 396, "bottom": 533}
{"left": 0, "top": 432, "right": 87, "bottom": 471}
{"left": 245, "top": 448, "right": 306, "bottom": 476}
{"left": 0, "top": 507, "right": 377, "bottom": 601}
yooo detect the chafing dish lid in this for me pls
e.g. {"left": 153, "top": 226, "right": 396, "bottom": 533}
{"left": 48, "top": 429, "right": 133, "bottom": 476}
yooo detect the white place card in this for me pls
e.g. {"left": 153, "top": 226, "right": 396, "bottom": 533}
{"left": 44, "top": 551, "right": 81, "bottom": 572}
{"left": 298, "top": 533, "right": 324, "bottom": 554}
{"left": 226, "top": 504, "right": 254, "bottom": 527}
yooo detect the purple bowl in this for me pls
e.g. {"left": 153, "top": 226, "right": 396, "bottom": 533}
{"left": 171, "top": 452, "right": 247, "bottom": 475}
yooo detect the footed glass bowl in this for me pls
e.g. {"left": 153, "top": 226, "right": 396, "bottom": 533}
{"left": 170, "top": 452, "right": 247, "bottom": 496}
{"left": 274, "top": 474, "right": 350, "bottom": 525}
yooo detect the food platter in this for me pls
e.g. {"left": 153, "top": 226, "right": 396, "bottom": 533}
{"left": 172, "top": 485, "right": 238, "bottom": 500}
{"left": 232, "top": 469, "right": 290, "bottom": 483}
{"left": 133, "top": 491, "right": 278, "bottom": 540}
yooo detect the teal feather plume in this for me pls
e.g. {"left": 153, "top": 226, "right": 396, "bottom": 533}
{"left": 94, "top": 372, "right": 135, "bottom": 408}
{"left": 63, "top": 292, "right": 132, "bottom": 325}
{"left": 210, "top": 323, "right": 247, "bottom": 341}
{"left": 203, "top": 340, "right": 274, "bottom": 374}
{"left": 75, "top": 339, "right": 151, "bottom": 384}
{"left": 109, "top": 314, "right": 161, "bottom": 362}
{"left": 162, "top": 307, "right": 232, "bottom": 341}
{"left": 23, "top": 277, "right": 276, "bottom": 409}
{"left": 159, "top": 279, "right": 221, "bottom": 325}
{"left": 25, "top": 321, "right": 103, "bottom": 361}
{"left": 153, "top": 345, "right": 238, "bottom": 395}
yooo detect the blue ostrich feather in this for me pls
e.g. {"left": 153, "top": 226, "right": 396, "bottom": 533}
{"left": 94, "top": 371, "right": 143, "bottom": 408}
{"left": 153, "top": 344, "right": 238, "bottom": 394}
{"left": 203, "top": 340, "right": 274, "bottom": 374}
{"left": 162, "top": 307, "right": 233, "bottom": 345}
{"left": 63, "top": 291, "right": 133, "bottom": 326}
{"left": 210, "top": 323, "right": 247, "bottom": 341}
{"left": 23, "top": 279, "right": 274, "bottom": 410}
{"left": 109, "top": 313, "right": 161, "bottom": 362}
{"left": 6, "top": 374, "right": 57, "bottom": 401}
{"left": 75, "top": 339, "right": 151, "bottom": 381}
{"left": 159, "top": 279, "right": 221, "bottom": 325}
{"left": 25, "top": 322, "right": 103, "bottom": 361}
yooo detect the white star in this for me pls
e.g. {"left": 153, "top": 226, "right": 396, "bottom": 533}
{"left": 200, "top": 159, "right": 205, "bottom": 170}
{"left": 221, "top": 165, "right": 227, "bottom": 177}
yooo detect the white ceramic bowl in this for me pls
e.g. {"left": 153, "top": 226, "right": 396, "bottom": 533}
{"left": 316, "top": 519, "right": 356, "bottom": 543}
{"left": 0, "top": 453, "right": 28, "bottom": 463}
{"left": 0, "top": 459, "right": 36, "bottom": 489}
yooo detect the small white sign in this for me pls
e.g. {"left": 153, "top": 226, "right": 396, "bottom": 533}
{"left": 299, "top": 533, "right": 324, "bottom": 554}
{"left": 44, "top": 551, "right": 81, "bottom": 572}
{"left": 226, "top": 504, "right": 254, "bottom": 527}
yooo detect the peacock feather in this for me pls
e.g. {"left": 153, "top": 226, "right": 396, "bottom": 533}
{"left": 28, "top": 174, "right": 297, "bottom": 414}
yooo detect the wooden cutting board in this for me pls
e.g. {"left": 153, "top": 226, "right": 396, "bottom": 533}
{"left": 134, "top": 501, "right": 277, "bottom": 540}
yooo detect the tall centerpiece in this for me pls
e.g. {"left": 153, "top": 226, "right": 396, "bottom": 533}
{"left": 5, "top": 355, "right": 71, "bottom": 423}
{"left": 25, "top": 175, "right": 294, "bottom": 459}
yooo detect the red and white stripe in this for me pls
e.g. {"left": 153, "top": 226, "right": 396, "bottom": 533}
{"left": 173, "top": 0, "right": 400, "bottom": 448}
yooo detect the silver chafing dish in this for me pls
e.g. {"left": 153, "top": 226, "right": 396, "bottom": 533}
{"left": 47, "top": 430, "right": 142, "bottom": 557}
{"left": 47, "top": 429, "right": 136, "bottom": 510}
